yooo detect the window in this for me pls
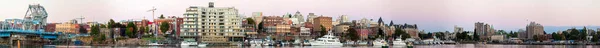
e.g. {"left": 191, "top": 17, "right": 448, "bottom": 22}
{"left": 219, "top": 19, "right": 223, "bottom": 21}
{"left": 201, "top": 15, "right": 206, "bottom": 18}
{"left": 219, "top": 16, "right": 224, "bottom": 18}
{"left": 219, "top": 23, "right": 224, "bottom": 25}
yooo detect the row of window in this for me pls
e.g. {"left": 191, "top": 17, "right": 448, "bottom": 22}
{"left": 181, "top": 32, "right": 244, "bottom": 36}
{"left": 181, "top": 29, "right": 242, "bottom": 32}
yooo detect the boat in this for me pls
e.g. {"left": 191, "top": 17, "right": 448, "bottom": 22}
{"left": 180, "top": 41, "right": 198, "bottom": 46}
{"left": 197, "top": 43, "right": 208, "bottom": 47}
{"left": 147, "top": 43, "right": 163, "bottom": 46}
{"left": 263, "top": 39, "right": 274, "bottom": 46}
{"left": 293, "top": 39, "right": 302, "bottom": 45}
{"left": 392, "top": 38, "right": 406, "bottom": 46}
{"left": 373, "top": 39, "right": 387, "bottom": 46}
{"left": 309, "top": 32, "right": 343, "bottom": 46}
{"left": 249, "top": 39, "right": 263, "bottom": 46}
{"left": 302, "top": 40, "right": 312, "bottom": 46}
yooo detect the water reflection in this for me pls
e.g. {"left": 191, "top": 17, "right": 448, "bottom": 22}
{"left": 4, "top": 44, "right": 600, "bottom": 48}
{"left": 417, "top": 44, "right": 599, "bottom": 48}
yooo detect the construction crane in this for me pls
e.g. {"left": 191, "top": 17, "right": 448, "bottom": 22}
{"left": 147, "top": 6, "right": 157, "bottom": 37}
{"left": 73, "top": 16, "right": 85, "bottom": 24}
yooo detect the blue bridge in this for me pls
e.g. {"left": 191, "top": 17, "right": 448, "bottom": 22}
{"left": 0, "top": 29, "right": 61, "bottom": 40}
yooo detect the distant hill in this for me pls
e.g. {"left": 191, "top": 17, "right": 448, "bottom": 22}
{"left": 543, "top": 26, "right": 600, "bottom": 33}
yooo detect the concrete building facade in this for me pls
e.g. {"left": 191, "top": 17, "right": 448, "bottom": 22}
{"left": 313, "top": 16, "right": 332, "bottom": 32}
{"left": 55, "top": 23, "right": 79, "bottom": 34}
{"left": 526, "top": 22, "right": 544, "bottom": 40}
{"left": 181, "top": 2, "right": 244, "bottom": 45}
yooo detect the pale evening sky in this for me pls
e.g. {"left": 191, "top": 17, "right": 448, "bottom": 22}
{"left": 1, "top": 0, "right": 600, "bottom": 32}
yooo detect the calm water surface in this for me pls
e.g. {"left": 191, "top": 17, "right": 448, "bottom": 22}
{"left": 8, "top": 44, "right": 600, "bottom": 48}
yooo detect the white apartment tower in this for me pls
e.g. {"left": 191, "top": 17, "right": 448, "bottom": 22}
{"left": 182, "top": 2, "right": 244, "bottom": 45}
{"left": 306, "top": 13, "right": 318, "bottom": 23}
{"left": 338, "top": 15, "right": 349, "bottom": 23}
{"left": 294, "top": 11, "right": 304, "bottom": 22}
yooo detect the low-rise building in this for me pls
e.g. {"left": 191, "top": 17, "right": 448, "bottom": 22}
{"left": 55, "top": 22, "right": 79, "bottom": 34}
{"left": 490, "top": 35, "right": 505, "bottom": 41}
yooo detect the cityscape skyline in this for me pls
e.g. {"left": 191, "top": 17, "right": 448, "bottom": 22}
{"left": 2, "top": 0, "right": 600, "bottom": 32}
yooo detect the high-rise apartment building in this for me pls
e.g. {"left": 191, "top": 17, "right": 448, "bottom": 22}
{"left": 294, "top": 11, "right": 304, "bottom": 22}
{"left": 338, "top": 15, "right": 349, "bottom": 23}
{"left": 526, "top": 22, "right": 544, "bottom": 40}
{"left": 181, "top": 2, "right": 244, "bottom": 45}
{"left": 454, "top": 25, "right": 463, "bottom": 33}
{"left": 306, "top": 13, "right": 318, "bottom": 23}
{"left": 475, "top": 22, "right": 496, "bottom": 40}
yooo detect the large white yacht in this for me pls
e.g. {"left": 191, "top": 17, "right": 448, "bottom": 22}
{"left": 372, "top": 39, "right": 387, "bottom": 46}
{"left": 392, "top": 38, "right": 406, "bottom": 46}
{"left": 180, "top": 41, "right": 198, "bottom": 46}
{"left": 310, "top": 32, "right": 343, "bottom": 46}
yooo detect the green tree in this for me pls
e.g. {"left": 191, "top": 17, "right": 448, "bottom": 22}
{"left": 552, "top": 32, "right": 558, "bottom": 40}
{"left": 159, "top": 14, "right": 165, "bottom": 19}
{"left": 435, "top": 32, "right": 445, "bottom": 40}
{"left": 126, "top": 27, "right": 135, "bottom": 38}
{"left": 108, "top": 19, "right": 115, "bottom": 28}
{"left": 592, "top": 32, "right": 599, "bottom": 42}
{"left": 258, "top": 22, "right": 264, "bottom": 32}
{"left": 319, "top": 25, "right": 327, "bottom": 37}
{"left": 496, "top": 30, "right": 506, "bottom": 35}
{"left": 456, "top": 32, "right": 464, "bottom": 41}
{"left": 473, "top": 33, "right": 480, "bottom": 41}
{"left": 581, "top": 27, "right": 588, "bottom": 41}
{"left": 99, "top": 24, "right": 107, "bottom": 28}
{"left": 393, "top": 28, "right": 410, "bottom": 40}
{"left": 107, "top": 19, "right": 116, "bottom": 44}
{"left": 507, "top": 31, "right": 519, "bottom": 38}
{"left": 569, "top": 28, "right": 586, "bottom": 40}
{"left": 90, "top": 25, "right": 105, "bottom": 43}
{"left": 160, "top": 22, "right": 170, "bottom": 34}
{"left": 90, "top": 25, "right": 100, "bottom": 36}
{"left": 246, "top": 18, "right": 256, "bottom": 25}
{"left": 126, "top": 22, "right": 137, "bottom": 38}
{"left": 346, "top": 28, "right": 359, "bottom": 44}
{"left": 377, "top": 28, "right": 384, "bottom": 39}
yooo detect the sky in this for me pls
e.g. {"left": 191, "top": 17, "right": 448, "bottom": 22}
{"left": 1, "top": 0, "right": 600, "bottom": 32}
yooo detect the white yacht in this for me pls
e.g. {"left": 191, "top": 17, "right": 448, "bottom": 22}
{"left": 197, "top": 43, "right": 208, "bottom": 47}
{"left": 372, "top": 39, "right": 387, "bottom": 46}
{"left": 147, "top": 43, "right": 163, "bottom": 46}
{"left": 310, "top": 32, "right": 343, "bottom": 46}
{"left": 392, "top": 38, "right": 406, "bottom": 46}
{"left": 180, "top": 41, "right": 198, "bottom": 46}
{"left": 249, "top": 39, "right": 263, "bottom": 46}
